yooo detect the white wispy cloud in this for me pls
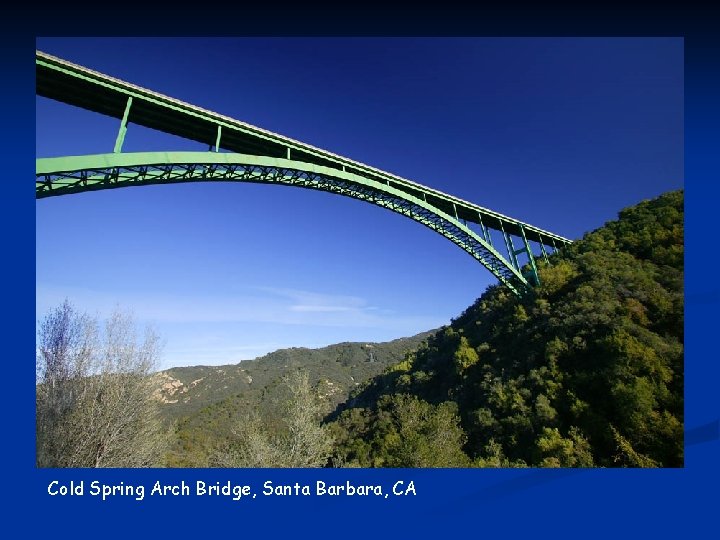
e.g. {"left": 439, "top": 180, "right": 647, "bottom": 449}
{"left": 289, "top": 305, "right": 355, "bottom": 313}
{"left": 36, "top": 283, "right": 445, "bottom": 331}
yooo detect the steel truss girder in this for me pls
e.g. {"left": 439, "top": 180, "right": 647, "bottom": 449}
{"left": 37, "top": 152, "right": 542, "bottom": 295}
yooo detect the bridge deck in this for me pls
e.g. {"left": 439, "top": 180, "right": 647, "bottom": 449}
{"left": 36, "top": 50, "right": 571, "bottom": 246}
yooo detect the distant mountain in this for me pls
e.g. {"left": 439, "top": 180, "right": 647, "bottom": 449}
{"left": 157, "top": 332, "right": 434, "bottom": 466}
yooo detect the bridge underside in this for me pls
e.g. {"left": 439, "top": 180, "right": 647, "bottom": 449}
{"left": 36, "top": 51, "right": 572, "bottom": 296}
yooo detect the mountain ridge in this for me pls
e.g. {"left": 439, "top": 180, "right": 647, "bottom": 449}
{"left": 158, "top": 331, "right": 435, "bottom": 466}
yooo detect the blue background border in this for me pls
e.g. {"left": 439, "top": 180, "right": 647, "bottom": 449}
{"left": 4, "top": 5, "right": 718, "bottom": 538}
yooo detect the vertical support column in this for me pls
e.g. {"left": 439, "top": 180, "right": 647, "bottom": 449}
{"left": 287, "top": 147, "right": 291, "bottom": 159}
{"left": 539, "top": 238, "right": 550, "bottom": 265}
{"left": 519, "top": 224, "right": 540, "bottom": 286}
{"left": 500, "top": 221, "right": 520, "bottom": 271}
{"left": 215, "top": 125, "right": 222, "bottom": 152}
{"left": 113, "top": 96, "right": 133, "bottom": 153}
{"left": 478, "top": 212, "right": 492, "bottom": 246}
{"left": 507, "top": 234, "right": 521, "bottom": 271}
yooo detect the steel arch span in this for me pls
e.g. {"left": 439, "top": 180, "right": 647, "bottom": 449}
{"left": 36, "top": 51, "right": 573, "bottom": 296}
{"left": 38, "top": 152, "right": 532, "bottom": 295}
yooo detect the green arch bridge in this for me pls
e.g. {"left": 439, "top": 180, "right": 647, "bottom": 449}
{"left": 36, "top": 51, "right": 572, "bottom": 296}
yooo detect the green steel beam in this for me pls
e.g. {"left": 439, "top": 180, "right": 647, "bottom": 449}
{"left": 113, "top": 96, "right": 132, "bottom": 153}
{"left": 506, "top": 233, "right": 521, "bottom": 271}
{"left": 499, "top": 221, "right": 520, "bottom": 272}
{"left": 215, "top": 125, "right": 222, "bottom": 153}
{"left": 478, "top": 213, "right": 492, "bottom": 246}
{"left": 539, "top": 238, "right": 550, "bottom": 264}
{"left": 518, "top": 224, "right": 540, "bottom": 285}
{"left": 37, "top": 151, "right": 532, "bottom": 296}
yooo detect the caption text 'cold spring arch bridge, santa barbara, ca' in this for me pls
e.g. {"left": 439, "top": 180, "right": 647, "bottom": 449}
{"left": 35, "top": 50, "right": 572, "bottom": 297}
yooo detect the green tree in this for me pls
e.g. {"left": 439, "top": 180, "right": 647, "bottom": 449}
{"left": 454, "top": 336, "right": 480, "bottom": 374}
{"left": 332, "top": 394, "right": 469, "bottom": 467}
{"left": 535, "top": 427, "right": 594, "bottom": 467}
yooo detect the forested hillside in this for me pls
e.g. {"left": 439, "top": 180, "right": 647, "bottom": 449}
{"left": 329, "top": 190, "right": 684, "bottom": 467}
{"left": 159, "top": 333, "right": 432, "bottom": 466}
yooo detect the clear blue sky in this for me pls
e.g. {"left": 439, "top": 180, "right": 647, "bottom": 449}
{"left": 36, "top": 38, "right": 683, "bottom": 369}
